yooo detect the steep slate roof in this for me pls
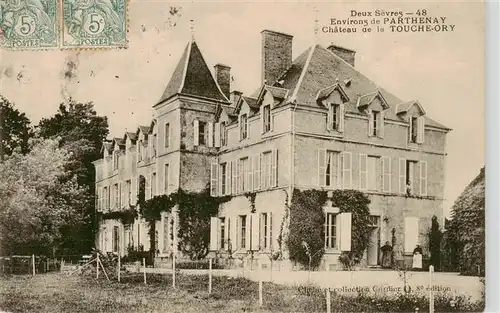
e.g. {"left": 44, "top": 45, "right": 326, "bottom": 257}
{"left": 125, "top": 132, "right": 137, "bottom": 142}
{"left": 157, "top": 41, "right": 229, "bottom": 104}
{"left": 274, "top": 44, "right": 449, "bottom": 130}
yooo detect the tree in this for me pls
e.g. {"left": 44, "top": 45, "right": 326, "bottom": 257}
{"left": 37, "top": 99, "right": 109, "bottom": 254}
{"left": 0, "top": 95, "right": 33, "bottom": 159}
{"left": 428, "top": 215, "right": 442, "bottom": 270}
{"left": 0, "top": 138, "right": 88, "bottom": 255}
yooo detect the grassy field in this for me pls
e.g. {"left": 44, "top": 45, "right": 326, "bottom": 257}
{"left": 0, "top": 271, "right": 484, "bottom": 313}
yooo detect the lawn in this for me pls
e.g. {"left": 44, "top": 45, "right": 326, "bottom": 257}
{"left": 0, "top": 271, "right": 484, "bottom": 313}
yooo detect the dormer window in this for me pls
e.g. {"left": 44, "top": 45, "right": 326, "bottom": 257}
{"left": 372, "top": 110, "right": 379, "bottom": 136}
{"left": 138, "top": 141, "right": 142, "bottom": 162}
{"left": 368, "top": 109, "right": 384, "bottom": 138}
{"left": 327, "top": 103, "right": 344, "bottom": 132}
{"left": 409, "top": 116, "right": 424, "bottom": 144}
{"left": 113, "top": 151, "right": 119, "bottom": 170}
{"left": 410, "top": 117, "right": 418, "bottom": 143}
{"left": 220, "top": 122, "right": 227, "bottom": 146}
{"left": 198, "top": 121, "right": 206, "bottom": 145}
{"left": 240, "top": 114, "right": 248, "bottom": 140}
{"left": 263, "top": 105, "right": 271, "bottom": 133}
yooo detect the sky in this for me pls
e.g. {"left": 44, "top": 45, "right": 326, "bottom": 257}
{"left": 0, "top": 1, "right": 484, "bottom": 216}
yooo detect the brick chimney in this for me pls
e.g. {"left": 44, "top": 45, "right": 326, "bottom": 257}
{"left": 214, "top": 63, "right": 231, "bottom": 100}
{"left": 261, "top": 30, "right": 293, "bottom": 86}
{"left": 327, "top": 44, "right": 356, "bottom": 67}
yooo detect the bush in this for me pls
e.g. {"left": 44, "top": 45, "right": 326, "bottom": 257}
{"left": 428, "top": 215, "right": 442, "bottom": 270}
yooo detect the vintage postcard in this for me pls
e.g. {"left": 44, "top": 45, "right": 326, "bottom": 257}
{"left": 0, "top": 1, "right": 487, "bottom": 312}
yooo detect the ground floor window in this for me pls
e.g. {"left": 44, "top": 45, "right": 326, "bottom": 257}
{"left": 112, "top": 226, "right": 119, "bottom": 253}
{"left": 239, "top": 215, "right": 247, "bottom": 249}
{"left": 220, "top": 217, "right": 226, "bottom": 249}
{"left": 325, "top": 213, "right": 337, "bottom": 249}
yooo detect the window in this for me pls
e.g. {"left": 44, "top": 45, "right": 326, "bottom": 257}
{"left": 261, "top": 152, "right": 272, "bottom": 189}
{"left": 263, "top": 105, "right": 271, "bottom": 133}
{"left": 367, "top": 156, "right": 379, "bottom": 191}
{"left": 405, "top": 160, "right": 414, "bottom": 192}
{"left": 112, "top": 226, "right": 119, "bottom": 253}
{"left": 325, "top": 213, "right": 337, "bottom": 249}
{"left": 331, "top": 104, "right": 340, "bottom": 130}
{"left": 325, "top": 151, "right": 340, "bottom": 187}
{"left": 220, "top": 217, "right": 225, "bottom": 249}
{"left": 399, "top": 159, "right": 416, "bottom": 195}
{"left": 198, "top": 121, "right": 206, "bottom": 145}
{"left": 260, "top": 213, "right": 269, "bottom": 249}
{"left": 114, "top": 183, "right": 119, "bottom": 209}
{"left": 103, "top": 186, "right": 108, "bottom": 209}
{"left": 164, "top": 164, "right": 169, "bottom": 194}
{"left": 220, "top": 163, "right": 227, "bottom": 195}
{"left": 372, "top": 111, "right": 379, "bottom": 137}
{"left": 162, "top": 215, "right": 169, "bottom": 253}
{"left": 238, "top": 157, "right": 249, "bottom": 192}
{"left": 152, "top": 134, "right": 157, "bottom": 157}
{"left": 126, "top": 180, "right": 132, "bottom": 205}
{"left": 113, "top": 151, "right": 119, "bottom": 170}
{"left": 164, "top": 123, "right": 170, "bottom": 148}
{"left": 220, "top": 122, "right": 227, "bottom": 146}
{"left": 239, "top": 215, "right": 247, "bottom": 249}
{"left": 240, "top": 114, "right": 248, "bottom": 140}
{"left": 151, "top": 173, "right": 157, "bottom": 197}
{"left": 410, "top": 117, "right": 418, "bottom": 143}
{"left": 138, "top": 141, "right": 142, "bottom": 161}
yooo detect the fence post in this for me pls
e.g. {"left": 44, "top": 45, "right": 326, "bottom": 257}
{"left": 32, "top": 255, "right": 35, "bottom": 276}
{"left": 258, "top": 255, "right": 263, "bottom": 307}
{"left": 143, "top": 258, "right": 146, "bottom": 285}
{"left": 96, "top": 254, "right": 100, "bottom": 279}
{"left": 208, "top": 257, "right": 213, "bottom": 294}
{"left": 326, "top": 287, "right": 331, "bottom": 313}
{"left": 117, "top": 250, "right": 121, "bottom": 283}
{"left": 429, "top": 265, "right": 434, "bottom": 313}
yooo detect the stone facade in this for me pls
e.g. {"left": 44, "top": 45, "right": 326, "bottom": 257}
{"left": 93, "top": 29, "right": 450, "bottom": 270}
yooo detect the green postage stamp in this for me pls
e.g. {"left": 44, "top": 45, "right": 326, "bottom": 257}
{"left": 0, "top": 0, "right": 58, "bottom": 49}
{"left": 61, "top": 0, "right": 127, "bottom": 48}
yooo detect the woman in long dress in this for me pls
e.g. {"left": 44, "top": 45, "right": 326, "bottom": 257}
{"left": 412, "top": 244, "right": 423, "bottom": 270}
{"left": 380, "top": 241, "right": 393, "bottom": 269}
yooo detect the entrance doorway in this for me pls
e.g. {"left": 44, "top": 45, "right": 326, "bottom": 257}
{"left": 366, "top": 216, "right": 381, "bottom": 266}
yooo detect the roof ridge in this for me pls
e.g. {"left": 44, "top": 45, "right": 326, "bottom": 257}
{"left": 290, "top": 46, "right": 315, "bottom": 102}
{"left": 178, "top": 40, "right": 192, "bottom": 93}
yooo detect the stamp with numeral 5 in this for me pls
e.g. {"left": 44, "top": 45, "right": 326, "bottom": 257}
{"left": 0, "top": 0, "right": 58, "bottom": 49}
{"left": 61, "top": 0, "right": 127, "bottom": 49}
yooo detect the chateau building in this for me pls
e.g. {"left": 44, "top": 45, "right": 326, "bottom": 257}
{"left": 93, "top": 29, "right": 450, "bottom": 269}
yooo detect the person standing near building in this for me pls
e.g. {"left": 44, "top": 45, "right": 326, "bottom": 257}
{"left": 381, "top": 241, "right": 393, "bottom": 269}
{"left": 412, "top": 244, "right": 423, "bottom": 270}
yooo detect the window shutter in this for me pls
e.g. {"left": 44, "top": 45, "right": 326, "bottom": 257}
{"left": 251, "top": 213, "right": 259, "bottom": 251}
{"left": 368, "top": 110, "right": 374, "bottom": 137}
{"left": 226, "top": 162, "right": 231, "bottom": 195}
{"left": 260, "top": 107, "right": 265, "bottom": 133}
{"left": 245, "top": 216, "right": 251, "bottom": 251}
{"left": 193, "top": 120, "right": 199, "bottom": 146}
{"left": 260, "top": 153, "right": 265, "bottom": 188}
{"left": 399, "top": 158, "right": 406, "bottom": 194}
{"left": 413, "top": 162, "right": 420, "bottom": 196}
{"left": 420, "top": 161, "right": 428, "bottom": 196}
{"left": 236, "top": 159, "right": 241, "bottom": 194}
{"left": 210, "top": 163, "right": 218, "bottom": 196}
{"left": 318, "top": 149, "right": 326, "bottom": 187}
{"left": 338, "top": 103, "right": 345, "bottom": 133}
{"left": 214, "top": 122, "right": 221, "bottom": 148}
{"left": 417, "top": 116, "right": 425, "bottom": 143}
{"left": 339, "top": 212, "right": 352, "bottom": 251}
{"left": 232, "top": 160, "right": 237, "bottom": 194}
{"left": 359, "top": 154, "right": 368, "bottom": 190}
{"left": 271, "top": 149, "right": 278, "bottom": 187}
{"left": 268, "top": 212, "right": 273, "bottom": 250}
{"left": 210, "top": 217, "right": 219, "bottom": 251}
{"left": 382, "top": 156, "right": 391, "bottom": 192}
{"left": 259, "top": 214, "right": 264, "bottom": 249}
{"left": 342, "top": 152, "right": 352, "bottom": 189}
{"left": 379, "top": 110, "right": 385, "bottom": 138}
{"left": 218, "top": 164, "right": 223, "bottom": 195}
{"left": 253, "top": 154, "right": 261, "bottom": 190}
{"left": 248, "top": 156, "right": 254, "bottom": 191}
{"left": 326, "top": 104, "right": 333, "bottom": 131}
{"left": 208, "top": 122, "right": 214, "bottom": 147}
